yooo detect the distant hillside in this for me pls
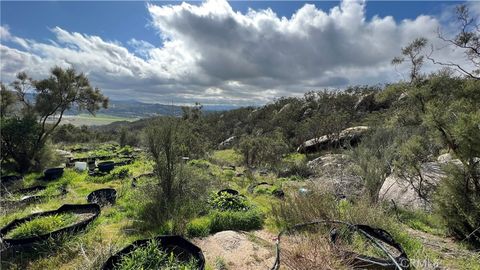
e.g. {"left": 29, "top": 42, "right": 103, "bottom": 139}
{"left": 22, "top": 93, "right": 239, "bottom": 118}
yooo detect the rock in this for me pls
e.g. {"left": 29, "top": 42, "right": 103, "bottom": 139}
{"left": 302, "top": 108, "right": 313, "bottom": 118}
{"left": 379, "top": 161, "right": 459, "bottom": 210}
{"left": 218, "top": 136, "right": 236, "bottom": 150}
{"left": 298, "top": 126, "right": 369, "bottom": 153}
{"left": 437, "top": 153, "right": 452, "bottom": 163}
{"left": 307, "top": 154, "right": 363, "bottom": 198}
{"left": 278, "top": 103, "right": 291, "bottom": 114}
{"left": 354, "top": 93, "right": 389, "bottom": 112}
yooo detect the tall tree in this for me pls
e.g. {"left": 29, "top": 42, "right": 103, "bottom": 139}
{"left": 1, "top": 67, "right": 108, "bottom": 172}
{"left": 432, "top": 4, "right": 480, "bottom": 79}
{"left": 392, "top": 37, "right": 428, "bottom": 83}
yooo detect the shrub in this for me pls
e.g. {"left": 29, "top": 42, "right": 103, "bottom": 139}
{"left": 435, "top": 164, "right": 480, "bottom": 246}
{"left": 209, "top": 210, "right": 263, "bottom": 233}
{"left": 208, "top": 193, "right": 250, "bottom": 212}
{"left": 277, "top": 161, "right": 312, "bottom": 178}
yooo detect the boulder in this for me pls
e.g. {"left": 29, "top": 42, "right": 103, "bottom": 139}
{"left": 354, "top": 93, "right": 389, "bottom": 112}
{"left": 379, "top": 160, "right": 460, "bottom": 210}
{"left": 307, "top": 154, "right": 363, "bottom": 198}
{"left": 218, "top": 136, "right": 236, "bottom": 150}
{"left": 297, "top": 126, "right": 369, "bottom": 153}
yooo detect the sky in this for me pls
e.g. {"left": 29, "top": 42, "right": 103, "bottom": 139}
{"left": 0, "top": 0, "right": 476, "bottom": 105}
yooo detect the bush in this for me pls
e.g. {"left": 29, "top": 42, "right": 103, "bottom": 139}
{"left": 208, "top": 193, "right": 250, "bottom": 212}
{"left": 277, "top": 161, "right": 312, "bottom": 178}
{"left": 209, "top": 210, "right": 263, "bottom": 233}
{"left": 435, "top": 164, "right": 480, "bottom": 246}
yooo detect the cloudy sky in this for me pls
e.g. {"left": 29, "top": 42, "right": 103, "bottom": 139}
{"left": 0, "top": 0, "right": 475, "bottom": 105}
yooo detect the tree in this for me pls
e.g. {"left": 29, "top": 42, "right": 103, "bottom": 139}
{"left": 142, "top": 117, "right": 209, "bottom": 232}
{"left": 392, "top": 37, "right": 428, "bottom": 83}
{"left": 432, "top": 4, "right": 480, "bottom": 79}
{"left": 1, "top": 67, "right": 108, "bottom": 172}
{"left": 0, "top": 83, "right": 16, "bottom": 118}
{"left": 237, "top": 130, "right": 288, "bottom": 168}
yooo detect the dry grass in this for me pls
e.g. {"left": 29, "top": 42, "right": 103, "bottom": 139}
{"left": 280, "top": 231, "right": 349, "bottom": 270}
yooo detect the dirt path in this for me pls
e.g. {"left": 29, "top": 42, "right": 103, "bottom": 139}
{"left": 193, "top": 230, "right": 277, "bottom": 270}
{"left": 405, "top": 228, "right": 479, "bottom": 270}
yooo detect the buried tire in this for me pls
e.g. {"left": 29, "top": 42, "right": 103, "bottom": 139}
{"left": 102, "top": 235, "right": 205, "bottom": 270}
{"left": 0, "top": 204, "right": 100, "bottom": 249}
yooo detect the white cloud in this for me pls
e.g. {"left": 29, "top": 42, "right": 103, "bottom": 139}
{"left": 0, "top": 0, "right": 472, "bottom": 105}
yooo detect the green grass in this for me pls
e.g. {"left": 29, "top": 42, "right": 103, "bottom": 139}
{"left": 57, "top": 114, "right": 138, "bottom": 127}
{"left": 209, "top": 149, "right": 243, "bottom": 166}
{"left": 209, "top": 210, "right": 263, "bottom": 233}
{"left": 6, "top": 213, "right": 78, "bottom": 239}
{"left": 115, "top": 239, "right": 198, "bottom": 270}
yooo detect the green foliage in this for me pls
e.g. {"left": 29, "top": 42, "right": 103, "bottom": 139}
{"left": 186, "top": 217, "right": 211, "bottom": 238}
{"left": 6, "top": 213, "right": 77, "bottom": 239}
{"left": 435, "top": 164, "right": 480, "bottom": 246}
{"left": 209, "top": 149, "right": 243, "bottom": 166}
{"left": 237, "top": 131, "right": 288, "bottom": 168}
{"left": 115, "top": 239, "right": 198, "bottom": 270}
{"left": 351, "top": 127, "right": 396, "bottom": 203}
{"left": 1, "top": 113, "right": 43, "bottom": 173}
{"left": 0, "top": 83, "right": 16, "bottom": 118}
{"left": 111, "top": 167, "right": 130, "bottom": 179}
{"left": 208, "top": 192, "right": 250, "bottom": 212}
{"left": 1, "top": 67, "right": 108, "bottom": 173}
{"left": 209, "top": 210, "right": 263, "bottom": 233}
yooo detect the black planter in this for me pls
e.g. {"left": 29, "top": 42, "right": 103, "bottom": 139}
{"left": 217, "top": 189, "right": 239, "bottom": 196}
{"left": 1, "top": 175, "right": 23, "bottom": 186}
{"left": 97, "top": 161, "right": 115, "bottom": 173}
{"left": 0, "top": 204, "right": 101, "bottom": 249}
{"left": 87, "top": 188, "right": 117, "bottom": 206}
{"left": 43, "top": 168, "right": 64, "bottom": 181}
{"left": 102, "top": 235, "right": 205, "bottom": 270}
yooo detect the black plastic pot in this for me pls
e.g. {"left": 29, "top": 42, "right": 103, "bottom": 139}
{"left": 1, "top": 195, "right": 44, "bottom": 210}
{"left": 16, "top": 185, "right": 47, "bottom": 194}
{"left": 217, "top": 189, "right": 239, "bottom": 196}
{"left": 97, "top": 161, "right": 115, "bottom": 173}
{"left": 247, "top": 182, "right": 272, "bottom": 193}
{"left": 102, "top": 235, "right": 205, "bottom": 270}
{"left": 87, "top": 188, "right": 117, "bottom": 206}
{"left": 1, "top": 175, "right": 23, "bottom": 186}
{"left": 0, "top": 204, "right": 100, "bottom": 249}
{"left": 114, "top": 159, "right": 133, "bottom": 166}
{"left": 43, "top": 167, "right": 64, "bottom": 181}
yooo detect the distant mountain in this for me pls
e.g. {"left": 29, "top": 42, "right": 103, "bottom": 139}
{"left": 20, "top": 92, "right": 239, "bottom": 118}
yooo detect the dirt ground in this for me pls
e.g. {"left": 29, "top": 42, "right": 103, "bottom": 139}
{"left": 193, "top": 230, "right": 277, "bottom": 270}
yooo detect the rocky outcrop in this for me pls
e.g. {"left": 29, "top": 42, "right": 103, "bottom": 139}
{"left": 297, "top": 126, "right": 369, "bottom": 153}
{"left": 354, "top": 93, "right": 390, "bottom": 112}
{"left": 379, "top": 157, "right": 462, "bottom": 210}
{"left": 218, "top": 136, "right": 236, "bottom": 150}
{"left": 307, "top": 154, "right": 363, "bottom": 198}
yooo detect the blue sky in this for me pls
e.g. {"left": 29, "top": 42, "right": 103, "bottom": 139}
{"left": 1, "top": 1, "right": 459, "bottom": 50}
{"left": 0, "top": 0, "right": 474, "bottom": 105}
